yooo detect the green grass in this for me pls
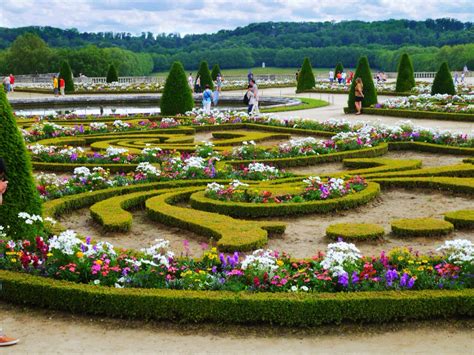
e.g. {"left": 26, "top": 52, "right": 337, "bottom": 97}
{"left": 154, "top": 67, "right": 333, "bottom": 78}
{"left": 261, "top": 97, "right": 329, "bottom": 113}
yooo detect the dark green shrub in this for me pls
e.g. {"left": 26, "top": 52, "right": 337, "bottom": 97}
{"left": 395, "top": 53, "right": 415, "bottom": 92}
{"left": 160, "top": 61, "right": 194, "bottom": 115}
{"left": 59, "top": 60, "right": 75, "bottom": 93}
{"left": 106, "top": 64, "right": 119, "bottom": 83}
{"left": 211, "top": 64, "right": 221, "bottom": 81}
{"left": 0, "top": 89, "right": 42, "bottom": 238}
{"left": 347, "top": 56, "right": 377, "bottom": 110}
{"left": 334, "top": 62, "right": 344, "bottom": 79}
{"left": 431, "top": 62, "right": 456, "bottom": 95}
{"left": 197, "top": 61, "right": 214, "bottom": 90}
{"left": 296, "top": 57, "right": 315, "bottom": 92}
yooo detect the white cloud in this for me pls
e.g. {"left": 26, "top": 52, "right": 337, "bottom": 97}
{"left": 0, "top": 0, "right": 472, "bottom": 35}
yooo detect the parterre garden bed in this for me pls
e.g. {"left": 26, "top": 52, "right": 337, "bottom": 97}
{"left": 1, "top": 108, "right": 473, "bottom": 325}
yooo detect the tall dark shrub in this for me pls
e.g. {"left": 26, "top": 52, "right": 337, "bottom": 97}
{"left": 347, "top": 56, "right": 378, "bottom": 110}
{"left": 0, "top": 89, "right": 42, "bottom": 238}
{"left": 296, "top": 57, "right": 316, "bottom": 92}
{"left": 334, "top": 62, "right": 344, "bottom": 79}
{"left": 211, "top": 64, "right": 221, "bottom": 81}
{"left": 59, "top": 60, "right": 75, "bottom": 93}
{"left": 197, "top": 61, "right": 214, "bottom": 90}
{"left": 160, "top": 61, "right": 194, "bottom": 115}
{"left": 431, "top": 62, "right": 456, "bottom": 95}
{"left": 106, "top": 64, "right": 119, "bottom": 83}
{"left": 395, "top": 53, "right": 416, "bottom": 93}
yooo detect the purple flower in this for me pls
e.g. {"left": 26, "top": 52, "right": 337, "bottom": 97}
{"left": 86, "top": 236, "right": 91, "bottom": 244}
{"left": 70, "top": 153, "right": 78, "bottom": 161}
{"left": 407, "top": 277, "right": 415, "bottom": 289}
{"left": 211, "top": 266, "right": 217, "bottom": 273}
{"left": 351, "top": 271, "right": 359, "bottom": 284}
{"left": 338, "top": 272, "right": 349, "bottom": 288}
{"left": 385, "top": 269, "right": 399, "bottom": 287}
{"left": 219, "top": 253, "right": 226, "bottom": 267}
{"left": 400, "top": 273, "right": 409, "bottom": 287}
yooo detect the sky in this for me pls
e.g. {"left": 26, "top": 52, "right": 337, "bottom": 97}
{"left": 0, "top": 0, "right": 473, "bottom": 35}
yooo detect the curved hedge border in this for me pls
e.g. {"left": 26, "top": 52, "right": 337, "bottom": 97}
{"left": 387, "top": 142, "right": 474, "bottom": 156}
{"left": 391, "top": 218, "right": 454, "bottom": 237}
{"left": 339, "top": 158, "right": 422, "bottom": 177}
{"left": 189, "top": 183, "right": 380, "bottom": 218}
{"left": 145, "top": 188, "right": 286, "bottom": 251}
{"left": 444, "top": 209, "right": 474, "bottom": 229}
{"left": 0, "top": 270, "right": 472, "bottom": 326}
{"left": 326, "top": 223, "right": 385, "bottom": 241}
{"left": 369, "top": 177, "right": 474, "bottom": 195}
{"left": 227, "top": 143, "right": 389, "bottom": 168}
{"left": 364, "top": 164, "right": 474, "bottom": 179}
{"left": 344, "top": 107, "right": 474, "bottom": 122}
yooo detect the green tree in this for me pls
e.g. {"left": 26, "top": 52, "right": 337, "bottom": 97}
{"left": 106, "top": 63, "right": 119, "bottom": 83}
{"left": 347, "top": 56, "right": 378, "bottom": 110}
{"left": 334, "top": 62, "right": 344, "bottom": 79}
{"left": 0, "top": 89, "right": 42, "bottom": 238}
{"left": 59, "top": 60, "right": 75, "bottom": 93}
{"left": 296, "top": 57, "right": 315, "bottom": 92}
{"left": 160, "top": 61, "right": 194, "bottom": 115}
{"left": 5, "top": 33, "right": 52, "bottom": 74}
{"left": 395, "top": 53, "right": 416, "bottom": 92}
{"left": 211, "top": 64, "right": 221, "bottom": 81}
{"left": 197, "top": 61, "right": 214, "bottom": 90}
{"left": 431, "top": 62, "right": 456, "bottom": 95}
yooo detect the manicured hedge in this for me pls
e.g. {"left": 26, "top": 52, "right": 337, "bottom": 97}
{"left": 387, "top": 141, "right": 474, "bottom": 155}
{"left": 146, "top": 188, "right": 286, "bottom": 251}
{"left": 32, "top": 162, "right": 140, "bottom": 173}
{"left": 189, "top": 183, "right": 380, "bottom": 218}
{"left": 227, "top": 143, "right": 389, "bottom": 168}
{"left": 369, "top": 177, "right": 474, "bottom": 195}
{"left": 444, "top": 210, "right": 474, "bottom": 229}
{"left": 326, "top": 223, "right": 385, "bottom": 241}
{"left": 343, "top": 107, "right": 474, "bottom": 122}
{"left": 391, "top": 218, "right": 454, "bottom": 237}
{"left": 0, "top": 270, "right": 472, "bottom": 326}
{"left": 341, "top": 158, "right": 422, "bottom": 177}
{"left": 364, "top": 164, "right": 474, "bottom": 179}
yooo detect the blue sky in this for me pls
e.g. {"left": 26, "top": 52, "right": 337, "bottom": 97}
{"left": 1, "top": 0, "right": 473, "bottom": 35}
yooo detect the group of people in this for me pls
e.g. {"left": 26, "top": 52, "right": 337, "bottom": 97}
{"left": 454, "top": 66, "right": 469, "bottom": 84}
{"left": 245, "top": 79, "right": 259, "bottom": 115}
{"left": 186, "top": 72, "right": 225, "bottom": 114}
{"left": 52, "top": 75, "right": 66, "bottom": 96}
{"left": 2, "top": 74, "right": 15, "bottom": 93}
{"left": 375, "top": 71, "right": 387, "bottom": 83}
{"left": 329, "top": 70, "right": 354, "bottom": 85}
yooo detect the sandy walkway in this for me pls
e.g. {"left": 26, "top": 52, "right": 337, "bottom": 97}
{"left": 1, "top": 301, "right": 472, "bottom": 355}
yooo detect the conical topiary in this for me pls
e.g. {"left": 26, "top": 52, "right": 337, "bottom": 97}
{"left": 160, "top": 61, "right": 194, "bottom": 115}
{"left": 334, "top": 62, "right": 344, "bottom": 79}
{"left": 211, "top": 64, "right": 221, "bottom": 81}
{"left": 59, "top": 60, "right": 75, "bottom": 93}
{"left": 296, "top": 57, "right": 316, "bottom": 92}
{"left": 197, "top": 61, "right": 214, "bottom": 90}
{"left": 431, "top": 62, "right": 456, "bottom": 95}
{"left": 395, "top": 53, "right": 416, "bottom": 93}
{"left": 0, "top": 89, "right": 43, "bottom": 238}
{"left": 106, "top": 64, "right": 119, "bottom": 83}
{"left": 347, "top": 56, "right": 378, "bottom": 110}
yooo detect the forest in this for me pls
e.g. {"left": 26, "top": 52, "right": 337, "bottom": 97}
{"left": 0, "top": 19, "right": 472, "bottom": 76}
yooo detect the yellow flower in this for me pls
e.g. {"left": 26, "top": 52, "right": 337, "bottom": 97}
{"left": 427, "top": 266, "right": 433, "bottom": 271}
{"left": 211, "top": 247, "right": 217, "bottom": 253}
{"left": 403, "top": 268, "right": 411, "bottom": 275}
{"left": 417, "top": 266, "right": 425, "bottom": 271}
{"left": 10, "top": 258, "right": 17, "bottom": 263}
{"left": 422, "top": 259, "right": 428, "bottom": 264}
{"left": 276, "top": 260, "right": 284, "bottom": 267}
{"left": 408, "top": 260, "right": 414, "bottom": 264}
{"left": 398, "top": 256, "right": 404, "bottom": 261}
{"left": 47, "top": 253, "right": 53, "bottom": 257}
{"left": 416, "top": 261, "right": 421, "bottom": 265}
{"left": 96, "top": 260, "right": 103, "bottom": 265}
{"left": 76, "top": 251, "right": 84, "bottom": 258}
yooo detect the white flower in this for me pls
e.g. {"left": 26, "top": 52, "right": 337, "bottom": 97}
{"left": 48, "top": 230, "right": 82, "bottom": 255}
{"left": 140, "top": 239, "right": 174, "bottom": 267}
{"left": 135, "top": 162, "right": 160, "bottom": 177}
{"left": 241, "top": 249, "right": 279, "bottom": 272}
{"left": 183, "top": 156, "right": 205, "bottom": 171}
{"left": 230, "top": 180, "right": 249, "bottom": 189}
{"left": 206, "top": 182, "right": 225, "bottom": 193}
{"left": 105, "top": 146, "right": 129, "bottom": 157}
{"left": 437, "top": 239, "right": 473, "bottom": 265}
{"left": 93, "top": 280, "right": 101, "bottom": 285}
{"left": 321, "top": 241, "right": 362, "bottom": 276}
{"left": 73, "top": 167, "right": 91, "bottom": 177}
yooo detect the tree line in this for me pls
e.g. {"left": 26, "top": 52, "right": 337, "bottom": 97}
{"left": 0, "top": 18, "right": 473, "bottom": 76}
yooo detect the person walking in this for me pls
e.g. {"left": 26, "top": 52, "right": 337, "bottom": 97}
{"left": 341, "top": 71, "right": 347, "bottom": 85}
{"left": 53, "top": 75, "right": 59, "bottom": 96}
{"left": 188, "top": 73, "right": 194, "bottom": 92}
{"left": 59, "top": 77, "right": 66, "bottom": 96}
{"left": 247, "top": 70, "right": 253, "bottom": 83}
{"left": 216, "top": 72, "right": 223, "bottom": 92}
{"left": 250, "top": 79, "right": 259, "bottom": 114}
{"left": 329, "top": 70, "right": 334, "bottom": 83}
{"left": 202, "top": 84, "right": 213, "bottom": 114}
{"left": 3, "top": 75, "right": 11, "bottom": 93}
{"left": 9, "top": 74, "right": 15, "bottom": 92}
{"left": 295, "top": 69, "right": 300, "bottom": 82}
{"left": 245, "top": 84, "right": 256, "bottom": 114}
{"left": 354, "top": 77, "right": 364, "bottom": 115}
{"left": 194, "top": 75, "right": 201, "bottom": 93}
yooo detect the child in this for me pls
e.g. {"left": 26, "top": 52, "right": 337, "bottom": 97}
{"left": 0, "top": 157, "right": 7, "bottom": 205}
